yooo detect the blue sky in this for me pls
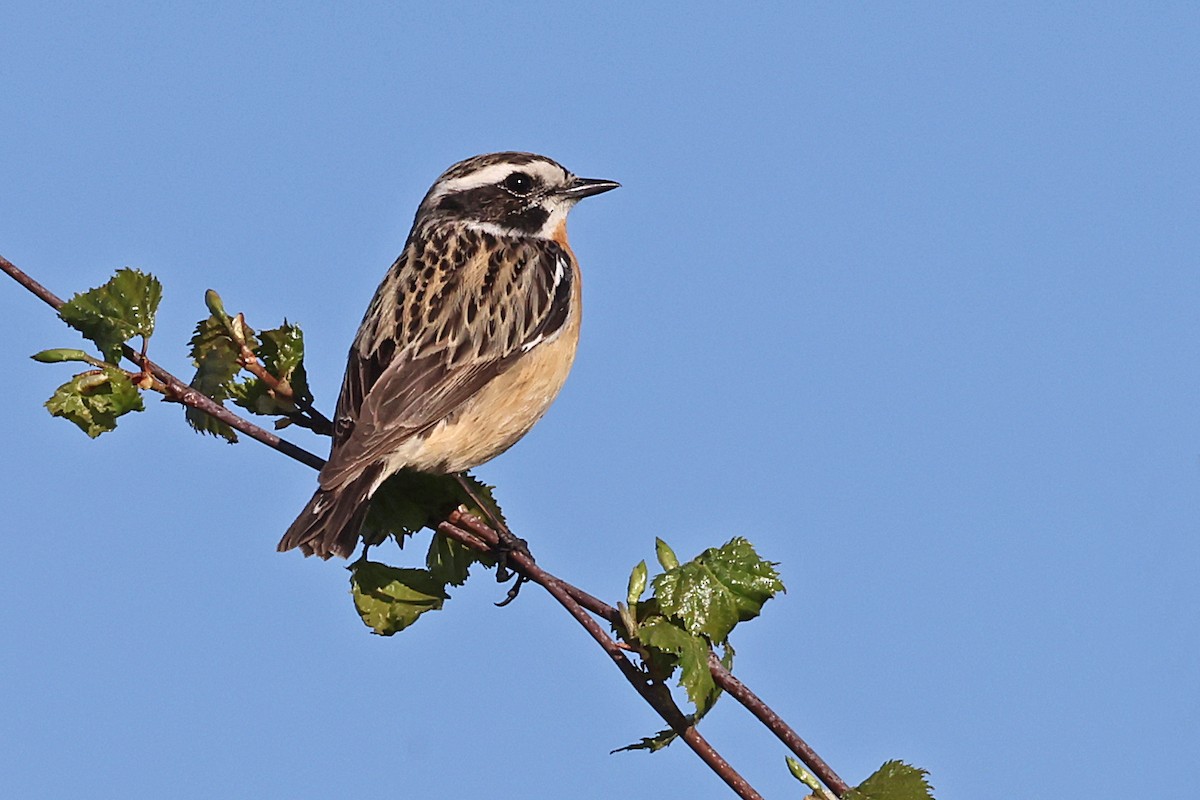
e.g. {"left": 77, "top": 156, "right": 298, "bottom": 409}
{"left": 2, "top": 4, "right": 1197, "bottom": 798}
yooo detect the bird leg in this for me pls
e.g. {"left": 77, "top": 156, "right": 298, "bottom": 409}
{"left": 453, "top": 473, "right": 533, "bottom": 597}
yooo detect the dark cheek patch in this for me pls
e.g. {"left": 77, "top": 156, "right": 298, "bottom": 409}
{"left": 506, "top": 204, "right": 550, "bottom": 234}
{"left": 436, "top": 186, "right": 550, "bottom": 234}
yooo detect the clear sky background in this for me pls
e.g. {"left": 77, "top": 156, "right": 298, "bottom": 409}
{"left": 2, "top": 4, "right": 1197, "bottom": 798}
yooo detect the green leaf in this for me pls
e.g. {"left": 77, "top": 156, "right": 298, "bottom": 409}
{"left": 226, "top": 379, "right": 273, "bottom": 415}
{"left": 31, "top": 348, "right": 94, "bottom": 364}
{"left": 652, "top": 537, "right": 784, "bottom": 644}
{"left": 363, "top": 470, "right": 509, "bottom": 550}
{"left": 364, "top": 470, "right": 464, "bottom": 544}
{"left": 188, "top": 314, "right": 245, "bottom": 382}
{"left": 259, "top": 322, "right": 312, "bottom": 404}
{"left": 718, "top": 640, "right": 735, "bottom": 674}
{"left": 426, "top": 531, "right": 487, "bottom": 587}
{"left": 637, "top": 618, "right": 716, "bottom": 710}
{"left": 456, "top": 471, "right": 507, "bottom": 528}
{"left": 349, "top": 561, "right": 448, "bottom": 636}
{"left": 58, "top": 268, "right": 163, "bottom": 363}
{"left": 44, "top": 365, "right": 145, "bottom": 438}
{"left": 613, "top": 675, "right": 723, "bottom": 755}
{"left": 845, "top": 761, "right": 935, "bottom": 800}
{"left": 627, "top": 560, "right": 648, "bottom": 605}
{"left": 185, "top": 314, "right": 244, "bottom": 442}
{"left": 655, "top": 537, "right": 679, "bottom": 570}
{"left": 612, "top": 727, "right": 678, "bottom": 754}
{"left": 616, "top": 634, "right": 732, "bottom": 756}
{"left": 228, "top": 322, "right": 313, "bottom": 417}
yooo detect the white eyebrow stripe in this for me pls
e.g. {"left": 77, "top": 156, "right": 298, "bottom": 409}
{"left": 434, "top": 164, "right": 518, "bottom": 196}
{"left": 428, "top": 161, "right": 569, "bottom": 200}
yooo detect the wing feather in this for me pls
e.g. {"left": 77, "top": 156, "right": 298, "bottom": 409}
{"left": 319, "top": 225, "right": 573, "bottom": 490}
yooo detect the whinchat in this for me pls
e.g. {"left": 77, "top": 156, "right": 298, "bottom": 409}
{"left": 280, "top": 152, "right": 618, "bottom": 559}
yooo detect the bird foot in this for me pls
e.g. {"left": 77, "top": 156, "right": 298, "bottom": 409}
{"left": 493, "top": 529, "right": 532, "bottom": 605}
{"left": 493, "top": 528, "right": 530, "bottom": 580}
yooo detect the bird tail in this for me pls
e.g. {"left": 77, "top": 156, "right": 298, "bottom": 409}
{"left": 278, "top": 468, "right": 381, "bottom": 560}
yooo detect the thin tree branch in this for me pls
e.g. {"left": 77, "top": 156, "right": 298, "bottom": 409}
{"left": 440, "top": 514, "right": 762, "bottom": 800}
{"left": 5, "top": 252, "right": 850, "bottom": 798}
{"left": 150, "top": 365, "right": 326, "bottom": 470}
{"left": 709, "top": 654, "right": 851, "bottom": 797}
{"left": 1, "top": 253, "right": 62, "bottom": 308}
{"left": 1, "top": 253, "right": 327, "bottom": 470}
{"left": 450, "top": 511, "right": 850, "bottom": 795}
{"left": 222, "top": 311, "right": 334, "bottom": 436}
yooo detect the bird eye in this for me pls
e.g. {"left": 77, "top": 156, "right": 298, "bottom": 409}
{"left": 503, "top": 171, "right": 535, "bottom": 195}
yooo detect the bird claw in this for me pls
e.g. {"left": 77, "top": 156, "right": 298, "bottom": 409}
{"left": 494, "top": 573, "right": 529, "bottom": 607}
{"left": 493, "top": 529, "right": 532, "bottom": 604}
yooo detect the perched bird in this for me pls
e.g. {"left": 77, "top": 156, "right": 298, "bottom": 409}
{"left": 279, "top": 152, "right": 619, "bottom": 559}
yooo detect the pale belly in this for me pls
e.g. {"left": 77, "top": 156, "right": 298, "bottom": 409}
{"left": 374, "top": 317, "right": 580, "bottom": 482}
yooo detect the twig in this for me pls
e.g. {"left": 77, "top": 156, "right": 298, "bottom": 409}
{"left": 452, "top": 511, "right": 850, "bottom": 796}
{"left": 223, "top": 311, "right": 334, "bottom": 436}
{"left": 441, "top": 514, "right": 763, "bottom": 800}
{"left": 709, "top": 654, "right": 850, "bottom": 797}
{"left": 1, "top": 253, "right": 327, "bottom": 471}
{"left": 240, "top": 351, "right": 333, "bottom": 434}
{"left": 1, "top": 254, "right": 62, "bottom": 309}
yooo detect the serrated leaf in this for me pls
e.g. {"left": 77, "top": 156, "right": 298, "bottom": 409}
{"left": 188, "top": 315, "right": 244, "bottom": 379}
{"left": 350, "top": 561, "right": 448, "bottom": 636}
{"left": 44, "top": 365, "right": 145, "bottom": 438}
{"left": 58, "top": 268, "right": 162, "bottom": 363}
{"left": 845, "top": 761, "right": 935, "bottom": 800}
{"left": 363, "top": 470, "right": 495, "bottom": 546}
{"left": 637, "top": 618, "right": 716, "bottom": 710}
{"left": 227, "top": 378, "right": 276, "bottom": 415}
{"left": 259, "top": 322, "right": 312, "bottom": 402}
{"left": 229, "top": 322, "right": 313, "bottom": 417}
{"left": 616, "top": 633, "right": 731, "bottom": 756}
{"left": 184, "top": 315, "right": 245, "bottom": 442}
{"left": 456, "top": 471, "right": 506, "bottom": 527}
{"left": 426, "top": 531, "right": 486, "bottom": 587}
{"left": 652, "top": 537, "right": 784, "bottom": 644}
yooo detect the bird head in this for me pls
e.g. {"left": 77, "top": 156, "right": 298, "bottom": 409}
{"left": 417, "top": 152, "right": 619, "bottom": 239}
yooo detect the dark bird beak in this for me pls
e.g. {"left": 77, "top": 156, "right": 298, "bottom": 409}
{"left": 560, "top": 177, "right": 621, "bottom": 200}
